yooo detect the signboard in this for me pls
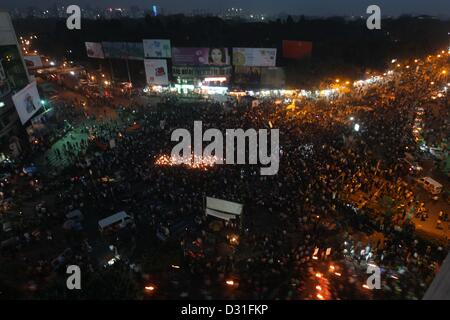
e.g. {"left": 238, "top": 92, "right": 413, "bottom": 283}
{"left": 85, "top": 42, "right": 105, "bottom": 59}
{"left": 143, "top": 39, "right": 171, "bottom": 58}
{"left": 126, "top": 42, "right": 145, "bottom": 60}
{"left": 23, "top": 55, "right": 43, "bottom": 68}
{"left": 234, "top": 66, "right": 261, "bottom": 85}
{"left": 11, "top": 81, "right": 43, "bottom": 124}
{"left": 260, "top": 67, "right": 286, "bottom": 88}
{"left": 282, "top": 40, "right": 312, "bottom": 59}
{"left": 172, "top": 47, "right": 209, "bottom": 65}
{"left": 205, "top": 197, "right": 243, "bottom": 221}
{"left": 172, "top": 47, "right": 230, "bottom": 65}
{"left": 0, "top": 60, "right": 10, "bottom": 97}
{"left": 102, "top": 42, "right": 144, "bottom": 60}
{"left": 232, "top": 48, "right": 277, "bottom": 67}
{"left": 144, "top": 59, "right": 169, "bottom": 85}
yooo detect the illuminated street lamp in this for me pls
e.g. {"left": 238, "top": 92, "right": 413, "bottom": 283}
{"left": 354, "top": 123, "right": 360, "bottom": 132}
{"left": 144, "top": 285, "right": 155, "bottom": 292}
{"left": 226, "top": 280, "right": 235, "bottom": 286}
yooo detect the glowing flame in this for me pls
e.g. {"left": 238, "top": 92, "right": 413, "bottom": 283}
{"left": 155, "top": 154, "right": 221, "bottom": 170}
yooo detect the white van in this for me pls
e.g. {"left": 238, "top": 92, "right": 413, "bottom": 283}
{"left": 416, "top": 177, "right": 443, "bottom": 195}
{"left": 98, "top": 211, "right": 133, "bottom": 232}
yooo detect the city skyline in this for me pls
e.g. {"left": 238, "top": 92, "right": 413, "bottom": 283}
{"left": 1, "top": 0, "right": 450, "bottom": 17}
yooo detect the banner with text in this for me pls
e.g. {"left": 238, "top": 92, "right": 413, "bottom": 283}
{"left": 144, "top": 59, "right": 169, "bottom": 85}
{"left": 12, "top": 81, "right": 43, "bottom": 124}
{"left": 85, "top": 42, "right": 105, "bottom": 59}
{"left": 102, "top": 42, "right": 144, "bottom": 60}
{"left": 23, "top": 55, "right": 43, "bottom": 68}
{"left": 232, "top": 48, "right": 277, "bottom": 67}
{"left": 172, "top": 47, "right": 230, "bottom": 65}
{"left": 143, "top": 39, "right": 172, "bottom": 58}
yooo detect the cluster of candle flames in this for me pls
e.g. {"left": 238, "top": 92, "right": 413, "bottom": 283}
{"left": 154, "top": 154, "right": 221, "bottom": 170}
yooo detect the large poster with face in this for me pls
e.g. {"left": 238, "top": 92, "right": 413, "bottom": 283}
{"left": 144, "top": 59, "right": 169, "bottom": 85}
{"left": 85, "top": 42, "right": 105, "bottom": 59}
{"left": 232, "top": 48, "right": 277, "bottom": 67}
{"left": 172, "top": 47, "right": 230, "bottom": 65}
{"left": 207, "top": 47, "right": 230, "bottom": 65}
{"left": 12, "top": 81, "right": 43, "bottom": 124}
{"left": 143, "top": 39, "right": 172, "bottom": 58}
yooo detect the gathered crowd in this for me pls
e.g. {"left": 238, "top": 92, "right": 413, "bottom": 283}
{"left": 0, "top": 50, "right": 449, "bottom": 300}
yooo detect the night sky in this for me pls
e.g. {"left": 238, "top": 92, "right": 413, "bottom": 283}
{"left": 0, "top": 0, "right": 449, "bottom": 17}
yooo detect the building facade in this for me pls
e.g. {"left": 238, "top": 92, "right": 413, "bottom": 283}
{"left": 0, "top": 12, "right": 31, "bottom": 151}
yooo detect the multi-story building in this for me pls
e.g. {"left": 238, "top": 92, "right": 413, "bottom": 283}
{"left": 0, "top": 12, "right": 31, "bottom": 151}
{"left": 172, "top": 65, "right": 232, "bottom": 85}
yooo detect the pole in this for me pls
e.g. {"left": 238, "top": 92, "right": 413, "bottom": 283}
{"left": 109, "top": 59, "right": 115, "bottom": 84}
{"left": 126, "top": 59, "right": 132, "bottom": 85}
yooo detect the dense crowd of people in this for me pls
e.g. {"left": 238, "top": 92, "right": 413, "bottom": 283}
{"left": 0, "top": 50, "right": 449, "bottom": 300}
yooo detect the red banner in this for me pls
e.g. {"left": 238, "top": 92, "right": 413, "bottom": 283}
{"left": 282, "top": 40, "right": 312, "bottom": 59}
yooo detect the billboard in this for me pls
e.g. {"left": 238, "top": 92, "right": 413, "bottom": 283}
{"left": 234, "top": 66, "right": 261, "bottom": 85}
{"left": 232, "top": 48, "right": 277, "bottom": 67}
{"left": 102, "top": 42, "right": 144, "bottom": 60}
{"left": 0, "top": 12, "right": 18, "bottom": 46}
{"left": 85, "top": 42, "right": 105, "bottom": 59}
{"left": 144, "top": 59, "right": 169, "bottom": 85}
{"left": 261, "top": 67, "right": 286, "bottom": 88}
{"left": 23, "top": 55, "right": 43, "bottom": 68}
{"left": 172, "top": 47, "right": 230, "bottom": 65}
{"left": 126, "top": 43, "right": 145, "bottom": 60}
{"left": 0, "top": 60, "right": 11, "bottom": 97}
{"left": 282, "top": 40, "right": 312, "bottom": 59}
{"left": 143, "top": 39, "right": 171, "bottom": 58}
{"left": 12, "top": 81, "right": 43, "bottom": 124}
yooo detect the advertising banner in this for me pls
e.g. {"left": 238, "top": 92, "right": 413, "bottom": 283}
{"left": 143, "top": 39, "right": 171, "bottom": 58}
{"left": 102, "top": 42, "right": 144, "bottom": 60}
{"left": 0, "top": 60, "right": 10, "bottom": 97}
{"left": 260, "top": 67, "right": 286, "bottom": 88}
{"left": 232, "top": 48, "right": 277, "bottom": 67}
{"left": 144, "top": 59, "right": 169, "bottom": 85}
{"left": 11, "top": 81, "right": 43, "bottom": 124}
{"left": 234, "top": 66, "right": 261, "bottom": 85}
{"left": 282, "top": 40, "right": 312, "bottom": 59}
{"left": 172, "top": 47, "right": 209, "bottom": 65}
{"left": 23, "top": 55, "right": 43, "bottom": 68}
{"left": 172, "top": 47, "right": 230, "bottom": 65}
{"left": 85, "top": 42, "right": 105, "bottom": 59}
{"left": 126, "top": 42, "right": 145, "bottom": 60}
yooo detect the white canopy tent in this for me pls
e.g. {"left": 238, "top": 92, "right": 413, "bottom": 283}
{"left": 98, "top": 211, "right": 131, "bottom": 231}
{"left": 205, "top": 197, "right": 243, "bottom": 226}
